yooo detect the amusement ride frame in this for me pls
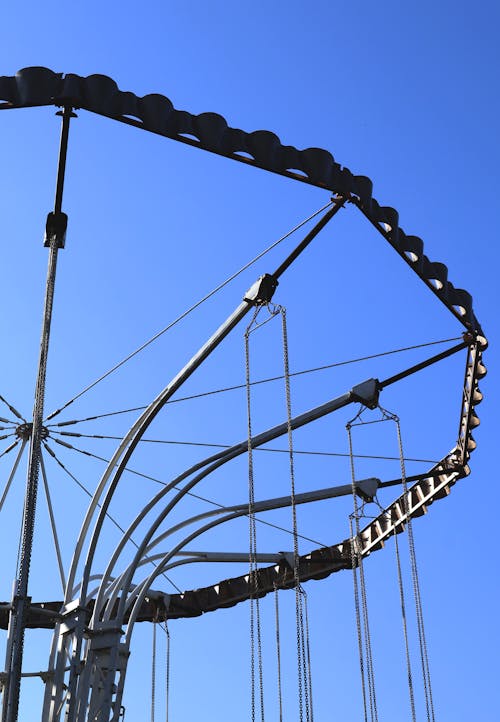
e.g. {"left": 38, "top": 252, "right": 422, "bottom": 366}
{"left": 0, "top": 67, "right": 486, "bottom": 721}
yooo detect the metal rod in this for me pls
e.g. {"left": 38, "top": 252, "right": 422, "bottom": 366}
{"left": 0, "top": 442, "right": 26, "bottom": 514}
{"left": 272, "top": 196, "right": 345, "bottom": 279}
{"left": 2, "top": 106, "right": 73, "bottom": 722}
{"left": 380, "top": 340, "right": 467, "bottom": 389}
{"left": 39, "top": 453, "right": 67, "bottom": 592}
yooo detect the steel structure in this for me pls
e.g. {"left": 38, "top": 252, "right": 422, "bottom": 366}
{"left": 0, "top": 67, "right": 487, "bottom": 721}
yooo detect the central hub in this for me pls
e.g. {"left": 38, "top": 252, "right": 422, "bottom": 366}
{"left": 15, "top": 423, "right": 49, "bottom": 441}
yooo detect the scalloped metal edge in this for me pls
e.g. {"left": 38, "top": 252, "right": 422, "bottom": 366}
{"left": 0, "top": 66, "right": 487, "bottom": 620}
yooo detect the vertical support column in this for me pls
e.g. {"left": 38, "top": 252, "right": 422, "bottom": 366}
{"left": 1, "top": 105, "right": 74, "bottom": 722}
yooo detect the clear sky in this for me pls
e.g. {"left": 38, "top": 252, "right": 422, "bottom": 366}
{"left": 0, "top": 2, "right": 498, "bottom": 720}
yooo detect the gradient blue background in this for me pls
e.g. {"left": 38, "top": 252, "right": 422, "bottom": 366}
{"left": 0, "top": 2, "right": 498, "bottom": 720}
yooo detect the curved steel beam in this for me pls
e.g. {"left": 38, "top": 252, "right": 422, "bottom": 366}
{"left": 91, "top": 381, "right": 375, "bottom": 624}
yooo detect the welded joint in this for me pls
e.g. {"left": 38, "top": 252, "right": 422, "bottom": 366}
{"left": 243, "top": 273, "right": 278, "bottom": 306}
{"left": 350, "top": 378, "right": 379, "bottom": 409}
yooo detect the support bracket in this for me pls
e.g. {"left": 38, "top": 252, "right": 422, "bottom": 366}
{"left": 243, "top": 273, "right": 278, "bottom": 305}
{"left": 351, "top": 378, "right": 379, "bottom": 409}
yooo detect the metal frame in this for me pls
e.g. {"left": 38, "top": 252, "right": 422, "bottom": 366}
{"left": 0, "top": 67, "right": 487, "bottom": 722}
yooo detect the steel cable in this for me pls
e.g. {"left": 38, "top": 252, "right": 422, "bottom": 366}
{"left": 245, "top": 307, "right": 266, "bottom": 722}
{"left": 45, "top": 336, "right": 462, "bottom": 428}
{"left": 45, "top": 200, "right": 334, "bottom": 423}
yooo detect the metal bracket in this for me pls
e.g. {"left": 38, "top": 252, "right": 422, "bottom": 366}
{"left": 44, "top": 211, "right": 67, "bottom": 248}
{"left": 279, "top": 551, "right": 295, "bottom": 569}
{"left": 351, "top": 378, "right": 379, "bottom": 409}
{"left": 243, "top": 273, "right": 278, "bottom": 305}
{"left": 355, "top": 477, "right": 380, "bottom": 503}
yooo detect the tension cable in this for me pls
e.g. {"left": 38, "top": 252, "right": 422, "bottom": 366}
{"left": 46, "top": 200, "right": 335, "bottom": 423}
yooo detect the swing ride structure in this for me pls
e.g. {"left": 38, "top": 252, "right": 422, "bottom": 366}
{"left": 0, "top": 67, "right": 487, "bottom": 721}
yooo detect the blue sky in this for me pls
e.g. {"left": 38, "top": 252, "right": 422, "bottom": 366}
{"left": 1, "top": 2, "right": 498, "bottom": 720}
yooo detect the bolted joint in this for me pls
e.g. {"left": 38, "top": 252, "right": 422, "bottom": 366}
{"left": 15, "top": 423, "right": 49, "bottom": 441}
{"left": 44, "top": 211, "right": 68, "bottom": 248}
{"left": 350, "top": 378, "right": 380, "bottom": 410}
{"left": 355, "top": 478, "right": 380, "bottom": 503}
{"left": 243, "top": 273, "right": 278, "bottom": 306}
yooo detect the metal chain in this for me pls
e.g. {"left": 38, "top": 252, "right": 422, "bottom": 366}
{"left": 164, "top": 623, "right": 170, "bottom": 722}
{"left": 302, "top": 589, "right": 314, "bottom": 722}
{"left": 393, "top": 527, "right": 417, "bottom": 722}
{"left": 298, "top": 591, "right": 311, "bottom": 722}
{"left": 349, "top": 515, "right": 369, "bottom": 722}
{"left": 347, "top": 422, "right": 378, "bottom": 722}
{"left": 274, "top": 585, "right": 283, "bottom": 722}
{"left": 394, "top": 418, "right": 435, "bottom": 722}
{"left": 151, "top": 622, "right": 157, "bottom": 722}
{"left": 281, "top": 308, "right": 307, "bottom": 722}
{"left": 358, "top": 544, "right": 378, "bottom": 722}
{"left": 245, "top": 311, "right": 266, "bottom": 722}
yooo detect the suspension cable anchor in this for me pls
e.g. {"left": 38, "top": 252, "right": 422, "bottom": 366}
{"left": 243, "top": 273, "right": 278, "bottom": 306}
{"left": 350, "top": 378, "right": 380, "bottom": 409}
{"left": 43, "top": 211, "right": 68, "bottom": 248}
{"left": 355, "top": 478, "right": 380, "bottom": 503}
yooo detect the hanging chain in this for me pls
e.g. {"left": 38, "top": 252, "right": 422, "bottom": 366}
{"left": 393, "top": 526, "right": 417, "bottom": 721}
{"left": 151, "top": 621, "right": 157, "bottom": 722}
{"left": 349, "top": 515, "right": 369, "bottom": 722}
{"left": 274, "top": 585, "right": 283, "bottom": 722}
{"left": 349, "top": 405, "right": 436, "bottom": 722}
{"left": 281, "top": 307, "right": 310, "bottom": 722}
{"left": 162, "top": 622, "right": 170, "bottom": 722}
{"left": 302, "top": 588, "right": 314, "bottom": 722}
{"left": 394, "top": 417, "right": 435, "bottom": 722}
{"left": 359, "top": 550, "right": 378, "bottom": 722}
{"left": 347, "top": 420, "right": 378, "bottom": 722}
{"left": 245, "top": 309, "right": 266, "bottom": 722}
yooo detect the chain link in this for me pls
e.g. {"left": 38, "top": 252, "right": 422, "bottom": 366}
{"left": 245, "top": 311, "right": 266, "bottom": 722}
{"left": 281, "top": 308, "right": 309, "bottom": 722}
{"left": 274, "top": 585, "right": 283, "bottom": 722}
{"left": 164, "top": 622, "right": 170, "bottom": 722}
{"left": 395, "top": 418, "right": 435, "bottom": 722}
{"left": 393, "top": 527, "right": 417, "bottom": 721}
{"left": 347, "top": 421, "right": 378, "bottom": 722}
{"left": 151, "top": 621, "right": 157, "bottom": 722}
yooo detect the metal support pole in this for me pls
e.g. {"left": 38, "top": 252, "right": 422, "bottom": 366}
{"left": 2, "top": 106, "right": 73, "bottom": 722}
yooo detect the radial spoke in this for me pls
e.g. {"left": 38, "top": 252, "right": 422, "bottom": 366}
{"left": 0, "top": 440, "right": 26, "bottom": 514}
{"left": 0, "top": 395, "right": 25, "bottom": 423}
{"left": 49, "top": 430, "right": 438, "bottom": 464}
{"left": 42, "top": 442, "right": 183, "bottom": 594}
{"left": 39, "top": 451, "right": 67, "bottom": 593}
{"left": 45, "top": 336, "right": 462, "bottom": 428}
{"left": 49, "top": 438, "right": 328, "bottom": 548}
